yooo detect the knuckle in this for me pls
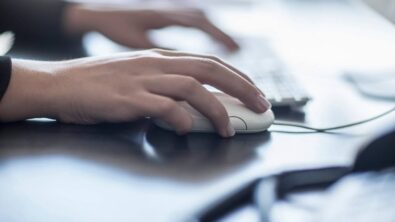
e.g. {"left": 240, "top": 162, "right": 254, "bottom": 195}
{"left": 190, "top": 8, "right": 205, "bottom": 15}
{"left": 247, "top": 83, "right": 259, "bottom": 95}
{"left": 150, "top": 48, "right": 165, "bottom": 54}
{"left": 193, "top": 11, "right": 208, "bottom": 21}
{"left": 132, "top": 56, "right": 162, "bottom": 65}
{"left": 144, "top": 9, "right": 160, "bottom": 19}
{"left": 210, "top": 105, "right": 227, "bottom": 121}
{"left": 238, "top": 83, "right": 255, "bottom": 97}
{"left": 131, "top": 56, "right": 165, "bottom": 71}
{"left": 207, "top": 55, "right": 222, "bottom": 63}
{"left": 245, "top": 86, "right": 260, "bottom": 102}
{"left": 157, "top": 99, "right": 177, "bottom": 114}
{"left": 132, "top": 56, "right": 153, "bottom": 65}
{"left": 179, "top": 77, "right": 200, "bottom": 93}
{"left": 196, "top": 58, "right": 219, "bottom": 72}
{"left": 196, "top": 15, "right": 208, "bottom": 23}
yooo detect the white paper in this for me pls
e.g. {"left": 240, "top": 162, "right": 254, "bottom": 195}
{"left": 0, "top": 32, "right": 14, "bottom": 55}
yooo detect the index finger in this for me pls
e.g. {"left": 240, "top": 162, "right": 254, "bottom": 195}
{"left": 152, "top": 49, "right": 255, "bottom": 85}
{"left": 147, "top": 56, "right": 271, "bottom": 113}
{"left": 197, "top": 17, "right": 240, "bottom": 51}
{"left": 163, "top": 10, "right": 240, "bottom": 51}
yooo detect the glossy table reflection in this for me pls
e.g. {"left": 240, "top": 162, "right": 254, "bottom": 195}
{"left": 2, "top": 0, "right": 395, "bottom": 221}
{"left": 0, "top": 119, "right": 272, "bottom": 222}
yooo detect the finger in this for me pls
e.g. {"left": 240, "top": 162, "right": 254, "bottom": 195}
{"left": 142, "top": 56, "right": 271, "bottom": 113}
{"left": 143, "top": 75, "right": 235, "bottom": 137}
{"left": 104, "top": 26, "right": 160, "bottom": 49}
{"left": 196, "top": 17, "right": 240, "bottom": 51}
{"left": 162, "top": 51, "right": 267, "bottom": 97}
{"left": 137, "top": 93, "right": 193, "bottom": 134}
{"left": 161, "top": 10, "right": 239, "bottom": 51}
{"left": 130, "top": 33, "right": 160, "bottom": 49}
{"left": 152, "top": 49, "right": 256, "bottom": 85}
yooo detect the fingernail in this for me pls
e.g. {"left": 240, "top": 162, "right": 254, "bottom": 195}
{"left": 257, "top": 95, "right": 271, "bottom": 112}
{"left": 226, "top": 122, "right": 236, "bottom": 137}
{"left": 257, "top": 88, "right": 266, "bottom": 97}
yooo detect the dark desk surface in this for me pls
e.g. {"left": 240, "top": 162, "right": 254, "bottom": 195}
{"left": 2, "top": 1, "right": 395, "bottom": 222}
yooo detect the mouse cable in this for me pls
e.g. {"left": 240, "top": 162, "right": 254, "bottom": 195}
{"left": 271, "top": 107, "right": 395, "bottom": 133}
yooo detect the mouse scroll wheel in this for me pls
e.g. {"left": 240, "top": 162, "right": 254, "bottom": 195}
{"left": 229, "top": 116, "right": 247, "bottom": 130}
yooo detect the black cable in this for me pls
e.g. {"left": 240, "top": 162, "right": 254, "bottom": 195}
{"left": 271, "top": 107, "right": 395, "bottom": 133}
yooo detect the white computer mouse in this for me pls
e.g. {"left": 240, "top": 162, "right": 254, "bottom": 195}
{"left": 154, "top": 92, "right": 275, "bottom": 134}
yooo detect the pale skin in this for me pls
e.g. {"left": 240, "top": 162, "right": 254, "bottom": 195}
{"left": 0, "top": 5, "right": 271, "bottom": 137}
{"left": 64, "top": 5, "right": 240, "bottom": 51}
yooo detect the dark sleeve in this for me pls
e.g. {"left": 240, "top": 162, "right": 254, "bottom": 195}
{"left": 0, "top": 56, "right": 11, "bottom": 102}
{"left": 0, "top": 0, "right": 79, "bottom": 45}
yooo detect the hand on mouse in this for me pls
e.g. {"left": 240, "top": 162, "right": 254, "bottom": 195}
{"left": 0, "top": 50, "right": 271, "bottom": 137}
{"left": 64, "top": 4, "right": 239, "bottom": 51}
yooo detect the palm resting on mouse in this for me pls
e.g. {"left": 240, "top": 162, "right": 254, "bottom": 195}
{"left": 155, "top": 92, "right": 274, "bottom": 134}
{"left": 0, "top": 50, "right": 272, "bottom": 138}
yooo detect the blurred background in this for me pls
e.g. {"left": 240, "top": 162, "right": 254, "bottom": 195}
{"left": 1, "top": 0, "right": 395, "bottom": 222}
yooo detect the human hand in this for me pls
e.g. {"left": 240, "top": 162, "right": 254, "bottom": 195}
{"left": 0, "top": 50, "right": 270, "bottom": 137}
{"left": 64, "top": 4, "right": 239, "bottom": 51}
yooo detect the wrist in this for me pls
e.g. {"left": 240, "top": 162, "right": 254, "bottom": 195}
{"left": 0, "top": 60, "right": 59, "bottom": 121}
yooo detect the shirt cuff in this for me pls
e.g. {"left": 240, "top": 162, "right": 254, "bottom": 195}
{"left": 0, "top": 56, "right": 12, "bottom": 102}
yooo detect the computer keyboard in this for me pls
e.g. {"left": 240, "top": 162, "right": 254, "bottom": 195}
{"left": 224, "top": 38, "right": 311, "bottom": 107}
{"left": 86, "top": 29, "right": 311, "bottom": 107}
{"left": 250, "top": 65, "right": 311, "bottom": 107}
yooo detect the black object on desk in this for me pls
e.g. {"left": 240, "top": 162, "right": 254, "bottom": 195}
{"left": 194, "top": 123, "right": 395, "bottom": 222}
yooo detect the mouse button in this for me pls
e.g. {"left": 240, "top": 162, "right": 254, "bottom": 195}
{"left": 254, "top": 109, "right": 275, "bottom": 125}
{"left": 229, "top": 116, "right": 247, "bottom": 131}
{"left": 215, "top": 93, "right": 241, "bottom": 105}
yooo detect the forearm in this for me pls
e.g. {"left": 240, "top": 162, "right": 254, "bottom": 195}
{"left": 0, "top": 0, "right": 80, "bottom": 45}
